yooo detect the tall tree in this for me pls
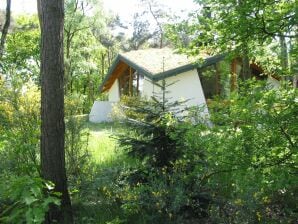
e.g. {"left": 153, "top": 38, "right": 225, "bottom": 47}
{"left": 38, "top": 0, "right": 73, "bottom": 223}
{"left": 167, "top": 0, "right": 297, "bottom": 84}
{"left": 140, "top": 0, "right": 169, "bottom": 48}
{"left": 0, "top": 0, "right": 11, "bottom": 59}
{"left": 126, "top": 12, "right": 155, "bottom": 50}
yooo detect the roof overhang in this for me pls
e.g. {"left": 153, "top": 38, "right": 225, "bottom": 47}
{"left": 99, "top": 53, "right": 226, "bottom": 93}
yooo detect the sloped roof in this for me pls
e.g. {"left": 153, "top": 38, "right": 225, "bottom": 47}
{"left": 121, "top": 48, "right": 200, "bottom": 75}
{"left": 100, "top": 48, "right": 226, "bottom": 92}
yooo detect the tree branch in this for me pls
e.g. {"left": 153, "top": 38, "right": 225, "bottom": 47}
{"left": 0, "top": 0, "right": 11, "bottom": 59}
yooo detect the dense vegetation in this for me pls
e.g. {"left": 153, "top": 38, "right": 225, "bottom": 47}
{"left": 0, "top": 0, "right": 297, "bottom": 223}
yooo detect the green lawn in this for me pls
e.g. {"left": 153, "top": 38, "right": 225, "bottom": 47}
{"left": 73, "top": 121, "right": 130, "bottom": 224}
{"left": 86, "top": 122, "right": 120, "bottom": 163}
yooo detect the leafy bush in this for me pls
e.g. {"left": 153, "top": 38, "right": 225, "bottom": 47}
{"left": 0, "top": 79, "right": 40, "bottom": 175}
{"left": 0, "top": 175, "right": 60, "bottom": 224}
{"left": 108, "top": 92, "right": 213, "bottom": 223}
{"left": 186, "top": 80, "right": 298, "bottom": 223}
{"left": 65, "top": 116, "right": 91, "bottom": 183}
{"left": 103, "top": 80, "right": 297, "bottom": 223}
{"left": 65, "top": 93, "right": 92, "bottom": 196}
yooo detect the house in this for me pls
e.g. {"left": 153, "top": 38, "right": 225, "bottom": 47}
{"left": 89, "top": 48, "right": 278, "bottom": 122}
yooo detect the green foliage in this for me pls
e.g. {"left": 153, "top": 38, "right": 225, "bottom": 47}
{"left": 185, "top": 80, "right": 298, "bottom": 223}
{"left": 116, "top": 95, "right": 186, "bottom": 167}
{"left": 64, "top": 93, "right": 94, "bottom": 201}
{"left": 0, "top": 78, "right": 40, "bottom": 175}
{"left": 2, "top": 15, "right": 40, "bottom": 83}
{"left": 0, "top": 175, "right": 60, "bottom": 224}
{"left": 166, "top": 0, "right": 297, "bottom": 81}
{"left": 65, "top": 115, "right": 91, "bottom": 184}
{"left": 96, "top": 80, "right": 297, "bottom": 223}
{"left": 64, "top": 0, "right": 121, "bottom": 112}
{"left": 107, "top": 91, "right": 213, "bottom": 223}
{"left": 180, "top": 0, "right": 296, "bottom": 52}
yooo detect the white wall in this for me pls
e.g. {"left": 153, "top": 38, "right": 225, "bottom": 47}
{"left": 141, "top": 69, "right": 208, "bottom": 114}
{"left": 142, "top": 77, "right": 154, "bottom": 98}
{"left": 267, "top": 76, "right": 280, "bottom": 89}
{"left": 89, "top": 101, "right": 113, "bottom": 123}
{"left": 108, "top": 79, "right": 120, "bottom": 102}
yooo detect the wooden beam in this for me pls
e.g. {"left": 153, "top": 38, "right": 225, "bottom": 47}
{"left": 136, "top": 72, "right": 139, "bottom": 95}
{"left": 102, "top": 61, "right": 128, "bottom": 92}
{"left": 129, "top": 67, "right": 132, "bottom": 96}
{"left": 215, "top": 63, "right": 221, "bottom": 95}
{"left": 231, "top": 59, "right": 237, "bottom": 92}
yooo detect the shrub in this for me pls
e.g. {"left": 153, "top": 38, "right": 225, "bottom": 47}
{"left": 111, "top": 92, "right": 213, "bottom": 223}
{"left": 107, "top": 80, "right": 297, "bottom": 223}
{"left": 115, "top": 95, "right": 186, "bottom": 167}
{"left": 65, "top": 93, "right": 92, "bottom": 195}
{"left": 0, "top": 79, "right": 40, "bottom": 175}
{"left": 0, "top": 175, "right": 60, "bottom": 224}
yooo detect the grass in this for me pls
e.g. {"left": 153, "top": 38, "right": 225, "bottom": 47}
{"left": 72, "top": 121, "right": 132, "bottom": 224}
{"left": 85, "top": 122, "right": 120, "bottom": 164}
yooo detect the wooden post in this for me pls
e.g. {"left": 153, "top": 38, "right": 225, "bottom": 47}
{"left": 129, "top": 67, "right": 132, "bottom": 96}
{"left": 136, "top": 72, "right": 139, "bottom": 95}
{"left": 215, "top": 63, "right": 221, "bottom": 95}
{"left": 231, "top": 59, "right": 237, "bottom": 92}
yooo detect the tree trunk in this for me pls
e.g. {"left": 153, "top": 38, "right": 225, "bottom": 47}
{"left": 0, "top": 0, "right": 11, "bottom": 59}
{"left": 241, "top": 46, "right": 251, "bottom": 80}
{"left": 148, "top": 2, "right": 163, "bottom": 48}
{"left": 290, "top": 35, "right": 298, "bottom": 88}
{"left": 230, "top": 58, "right": 238, "bottom": 92}
{"left": 38, "top": 0, "right": 73, "bottom": 223}
{"left": 101, "top": 52, "right": 105, "bottom": 81}
{"left": 279, "top": 35, "right": 289, "bottom": 80}
{"left": 241, "top": 54, "right": 251, "bottom": 80}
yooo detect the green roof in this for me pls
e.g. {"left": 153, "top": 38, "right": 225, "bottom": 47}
{"left": 100, "top": 48, "right": 225, "bottom": 92}
{"left": 122, "top": 48, "right": 199, "bottom": 74}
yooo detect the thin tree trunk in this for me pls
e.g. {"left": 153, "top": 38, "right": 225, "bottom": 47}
{"left": 101, "top": 52, "right": 105, "bottom": 81}
{"left": 291, "top": 35, "right": 298, "bottom": 88}
{"left": 38, "top": 0, "right": 73, "bottom": 223}
{"left": 230, "top": 58, "right": 238, "bottom": 92}
{"left": 240, "top": 45, "right": 251, "bottom": 80}
{"left": 0, "top": 0, "right": 11, "bottom": 59}
{"left": 241, "top": 53, "right": 251, "bottom": 80}
{"left": 148, "top": 2, "right": 163, "bottom": 48}
{"left": 238, "top": 0, "right": 251, "bottom": 80}
{"left": 279, "top": 35, "right": 289, "bottom": 80}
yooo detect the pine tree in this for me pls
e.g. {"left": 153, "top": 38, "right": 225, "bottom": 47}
{"left": 116, "top": 80, "right": 187, "bottom": 167}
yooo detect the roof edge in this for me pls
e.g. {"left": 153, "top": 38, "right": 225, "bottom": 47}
{"left": 153, "top": 53, "right": 226, "bottom": 81}
{"left": 98, "top": 55, "right": 120, "bottom": 92}
{"left": 99, "top": 54, "right": 154, "bottom": 93}
{"left": 119, "top": 54, "right": 154, "bottom": 79}
{"left": 99, "top": 52, "right": 227, "bottom": 92}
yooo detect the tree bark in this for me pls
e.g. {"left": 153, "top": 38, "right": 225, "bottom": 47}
{"left": 38, "top": 0, "right": 73, "bottom": 223}
{"left": 0, "top": 0, "right": 11, "bottom": 59}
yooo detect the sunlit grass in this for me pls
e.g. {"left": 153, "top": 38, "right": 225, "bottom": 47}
{"left": 75, "top": 121, "right": 142, "bottom": 223}
{"left": 85, "top": 122, "right": 120, "bottom": 163}
{"left": 84, "top": 121, "right": 137, "bottom": 168}
{"left": 72, "top": 121, "right": 126, "bottom": 223}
